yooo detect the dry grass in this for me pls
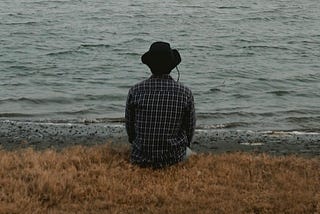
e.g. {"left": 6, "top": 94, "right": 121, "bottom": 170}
{"left": 0, "top": 144, "right": 319, "bottom": 214}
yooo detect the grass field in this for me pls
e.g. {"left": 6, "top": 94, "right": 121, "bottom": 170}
{"left": 0, "top": 144, "right": 319, "bottom": 213}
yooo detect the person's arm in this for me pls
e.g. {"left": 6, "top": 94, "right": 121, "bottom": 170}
{"left": 183, "top": 92, "right": 196, "bottom": 147}
{"left": 125, "top": 90, "right": 135, "bottom": 144}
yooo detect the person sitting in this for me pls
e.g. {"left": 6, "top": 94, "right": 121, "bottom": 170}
{"left": 125, "top": 41, "right": 196, "bottom": 168}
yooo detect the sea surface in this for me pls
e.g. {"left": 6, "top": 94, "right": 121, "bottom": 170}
{"left": 1, "top": 0, "right": 320, "bottom": 131}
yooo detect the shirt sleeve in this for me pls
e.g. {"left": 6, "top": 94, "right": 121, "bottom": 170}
{"left": 125, "top": 90, "right": 136, "bottom": 144}
{"left": 183, "top": 92, "right": 196, "bottom": 147}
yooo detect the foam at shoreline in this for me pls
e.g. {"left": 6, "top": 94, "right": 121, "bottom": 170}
{"left": 0, "top": 120, "right": 319, "bottom": 157}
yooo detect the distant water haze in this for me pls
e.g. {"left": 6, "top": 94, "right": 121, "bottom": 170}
{"left": 1, "top": 0, "right": 319, "bottom": 131}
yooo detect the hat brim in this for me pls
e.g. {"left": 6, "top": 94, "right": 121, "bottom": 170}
{"left": 142, "top": 49, "right": 181, "bottom": 71}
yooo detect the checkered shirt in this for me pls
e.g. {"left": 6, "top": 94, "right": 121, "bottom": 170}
{"left": 125, "top": 74, "right": 196, "bottom": 168}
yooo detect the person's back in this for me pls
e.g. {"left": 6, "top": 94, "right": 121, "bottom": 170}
{"left": 125, "top": 42, "right": 196, "bottom": 168}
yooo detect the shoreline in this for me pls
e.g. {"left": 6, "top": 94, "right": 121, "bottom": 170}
{"left": 0, "top": 120, "right": 319, "bottom": 157}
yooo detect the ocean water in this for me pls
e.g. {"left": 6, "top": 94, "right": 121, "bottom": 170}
{"left": 1, "top": 0, "right": 319, "bottom": 131}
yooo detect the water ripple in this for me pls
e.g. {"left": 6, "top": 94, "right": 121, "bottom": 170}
{"left": 0, "top": 0, "right": 319, "bottom": 131}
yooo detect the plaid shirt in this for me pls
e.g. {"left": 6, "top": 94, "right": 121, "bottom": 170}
{"left": 125, "top": 74, "right": 196, "bottom": 168}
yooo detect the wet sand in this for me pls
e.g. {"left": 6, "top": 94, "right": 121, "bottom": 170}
{"left": 0, "top": 120, "right": 319, "bottom": 157}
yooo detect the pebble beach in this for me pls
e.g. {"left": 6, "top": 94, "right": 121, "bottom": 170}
{"left": 1, "top": 120, "right": 319, "bottom": 157}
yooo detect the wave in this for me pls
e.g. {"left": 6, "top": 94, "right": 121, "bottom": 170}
{"left": 79, "top": 44, "right": 111, "bottom": 48}
{"left": 119, "top": 38, "right": 149, "bottom": 45}
{"left": 289, "top": 73, "right": 320, "bottom": 83}
{"left": 0, "top": 94, "right": 124, "bottom": 106}
{"left": 116, "top": 52, "right": 140, "bottom": 56}
{"left": 242, "top": 45, "right": 291, "bottom": 51}
{"left": 0, "top": 108, "right": 96, "bottom": 119}
{"left": 7, "top": 65, "right": 33, "bottom": 71}
{"left": 0, "top": 97, "right": 72, "bottom": 105}
{"left": 46, "top": 44, "right": 111, "bottom": 56}
{"left": 57, "top": 109, "right": 96, "bottom": 115}
{"left": 240, "top": 17, "right": 276, "bottom": 21}
{"left": 2, "top": 21, "right": 38, "bottom": 26}
{"left": 267, "top": 90, "right": 293, "bottom": 96}
{"left": 197, "top": 122, "right": 251, "bottom": 129}
{"left": 202, "top": 108, "right": 320, "bottom": 116}
{"left": 2, "top": 117, "right": 319, "bottom": 134}
{"left": 1, "top": 111, "right": 319, "bottom": 133}
{"left": 197, "top": 111, "right": 274, "bottom": 119}
{"left": 267, "top": 89, "right": 320, "bottom": 97}
{"left": 217, "top": 6, "right": 251, "bottom": 9}
{"left": 46, "top": 50, "right": 78, "bottom": 56}
{"left": 0, "top": 113, "right": 36, "bottom": 118}
{"left": 0, "top": 82, "right": 26, "bottom": 87}
{"left": 286, "top": 116, "right": 320, "bottom": 124}
{"left": 178, "top": 5, "right": 204, "bottom": 9}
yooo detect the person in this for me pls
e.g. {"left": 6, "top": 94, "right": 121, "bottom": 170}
{"left": 125, "top": 41, "right": 196, "bottom": 168}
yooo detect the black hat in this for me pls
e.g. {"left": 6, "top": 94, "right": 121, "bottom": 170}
{"left": 141, "top": 41, "right": 181, "bottom": 74}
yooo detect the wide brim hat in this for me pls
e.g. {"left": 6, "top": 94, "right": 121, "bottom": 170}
{"left": 141, "top": 41, "right": 181, "bottom": 74}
